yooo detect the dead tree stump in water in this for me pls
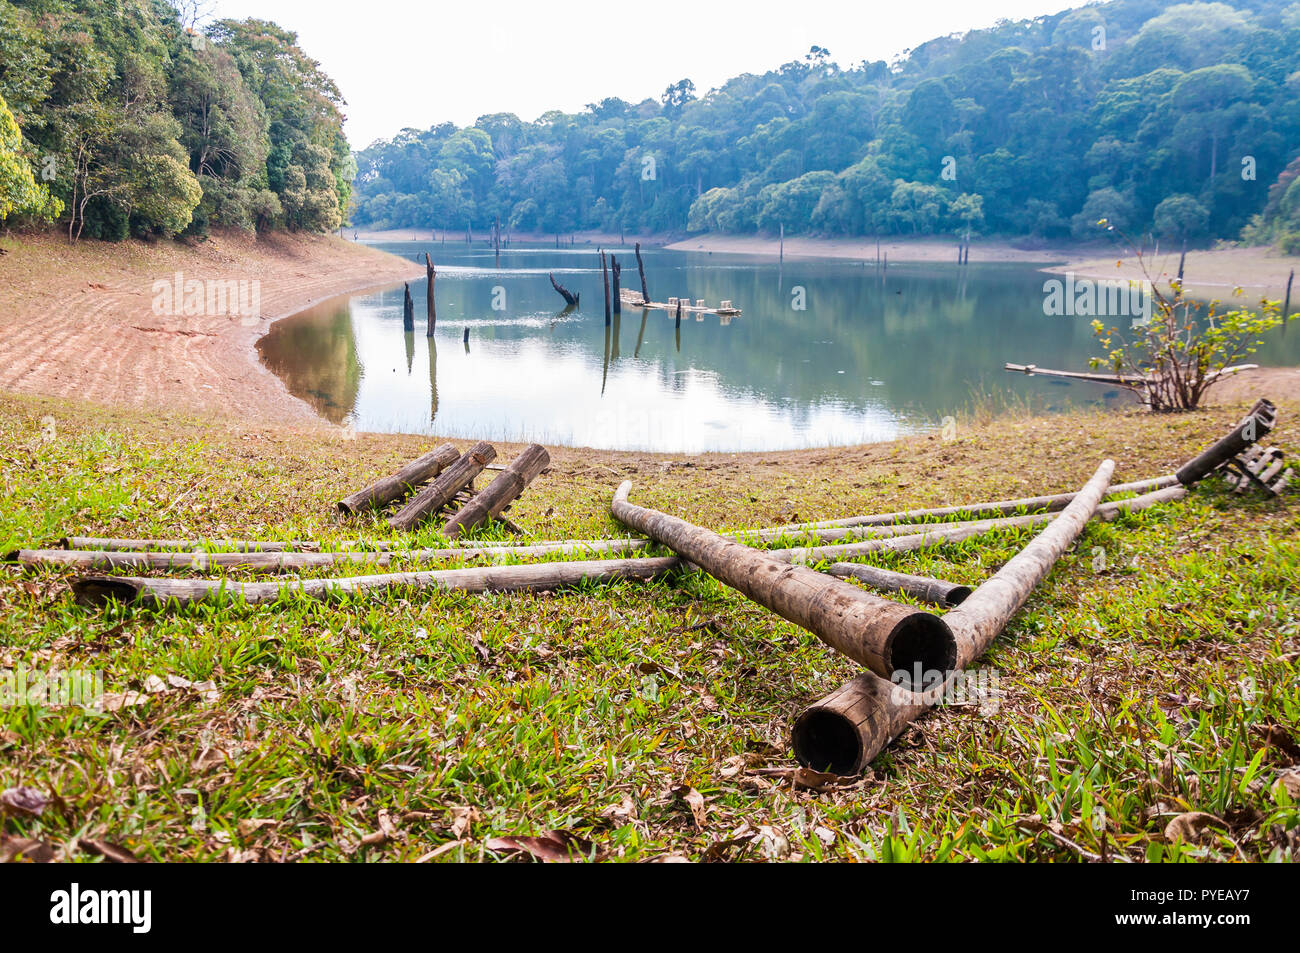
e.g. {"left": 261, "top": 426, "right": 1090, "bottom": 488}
{"left": 611, "top": 256, "right": 622, "bottom": 315}
{"left": 549, "top": 273, "right": 579, "bottom": 307}
{"left": 425, "top": 254, "right": 437, "bottom": 336}
{"left": 634, "top": 241, "right": 649, "bottom": 305}
{"left": 402, "top": 283, "right": 414, "bottom": 332}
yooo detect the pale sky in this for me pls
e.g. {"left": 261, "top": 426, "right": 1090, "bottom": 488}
{"left": 201, "top": 0, "right": 1089, "bottom": 148}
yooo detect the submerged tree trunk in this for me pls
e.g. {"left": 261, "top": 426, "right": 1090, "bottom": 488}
{"left": 425, "top": 253, "right": 437, "bottom": 336}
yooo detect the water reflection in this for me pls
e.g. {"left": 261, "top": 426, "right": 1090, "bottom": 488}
{"left": 256, "top": 243, "right": 1300, "bottom": 452}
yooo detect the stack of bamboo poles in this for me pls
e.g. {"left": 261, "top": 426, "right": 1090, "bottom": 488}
{"left": 337, "top": 440, "right": 551, "bottom": 538}
{"left": 11, "top": 400, "right": 1280, "bottom": 775}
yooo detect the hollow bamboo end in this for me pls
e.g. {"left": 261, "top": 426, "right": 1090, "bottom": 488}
{"left": 71, "top": 576, "right": 145, "bottom": 607}
{"left": 944, "top": 585, "right": 973, "bottom": 607}
{"left": 792, "top": 707, "right": 865, "bottom": 776}
{"left": 336, "top": 500, "right": 355, "bottom": 516}
{"left": 2, "top": 549, "right": 20, "bottom": 563}
{"left": 885, "top": 613, "right": 958, "bottom": 686}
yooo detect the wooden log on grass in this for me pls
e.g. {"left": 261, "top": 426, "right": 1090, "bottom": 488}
{"left": 612, "top": 481, "right": 957, "bottom": 686}
{"left": 792, "top": 460, "right": 1117, "bottom": 775}
{"left": 1175, "top": 398, "right": 1275, "bottom": 486}
{"left": 824, "top": 564, "right": 971, "bottom": 607}
{"left": 15, "top": 536, "right": 649, "bottom": 573}
{"left": 388, "top": 441, "right": 496, "bottom": 532}
{"left": 336, "top": 442, "right": 459, "bottom": 515}
{"left": 71, "top": 556, "right": 683, "bottom": 609}
{"left": 443, "top": 444, "right": 549, "bottom": 539}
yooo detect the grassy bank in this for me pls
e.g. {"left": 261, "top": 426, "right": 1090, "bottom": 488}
{"left": 0, "top": 392, "right": 1296, "bottom": 862}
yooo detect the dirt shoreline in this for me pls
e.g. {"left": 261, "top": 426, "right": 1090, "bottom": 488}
{"left": 1, "top": 228, "right": 1295, "bottom": 438}
{"left": 0, "top": 229, "right": 422, "bottom": 426}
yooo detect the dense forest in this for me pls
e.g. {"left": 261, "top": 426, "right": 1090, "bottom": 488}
{"left": 352, "top": 0, "right": 1300, "bottom": 251}
{"left": 0, "top": 0, "right": 351, "bottom": 239}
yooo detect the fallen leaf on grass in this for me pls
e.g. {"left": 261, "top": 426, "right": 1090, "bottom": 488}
{"left": 449, "top": 806, "right": 481, "bottom": 839}
{"left": 485, "top": 830, "right": 599, "bottom": 863}
{"left": 1164, "top": 812, "right": 1226, "bottom": 844}
{"left": 237, "top": 818, "right": 278, "bottom": 838}
{"left": 0, "top": 786, "right": 48, "bottom": 817}
{"left": 0, "top": 834, "right": 56, "bottom": 862}
{"left": 77, "top": 838, "right": 140, "bottom": 863}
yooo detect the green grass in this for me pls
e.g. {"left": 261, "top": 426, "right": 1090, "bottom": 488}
{"left": 0, "top": 392, "right": 1296, "bottom": 862}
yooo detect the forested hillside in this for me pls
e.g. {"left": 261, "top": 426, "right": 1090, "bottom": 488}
{"left": 0, "top": 0, "right": 351, "bottom": 240}
{"left": 352, "top": 0, "right": 1300, "bottom": 250}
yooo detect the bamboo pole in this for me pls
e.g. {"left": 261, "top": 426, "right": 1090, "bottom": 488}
{"left": 823, "top": 564, "right": 971, "bottom": 607}
{"left": 793, "top": 461, "right": 1124, "bottom": 775}
{"left": 71, "top": 556, "right": 683, "bottom": 609}
{"left": 443, "top": 445, "right": 550, "bottom": 539}
{"left": 612, "top": 482, "right": 957, "bottom": 685}
{"left": 388, "top": 441, "right": 496, "bottom": 532}
{"left": 56, "top": 537, "right": 320, "bottom": 553}
{"left": 16, "top": 537, "right": 649, "bottom": 573}
{"left": 764, "top": 475, "right": 1176, "bottom": 534}
{"left": 336, "top": 442, "right": 459, "bottom": 515}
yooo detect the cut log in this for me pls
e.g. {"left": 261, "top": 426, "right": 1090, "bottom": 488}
{"left": 612, "top": 482, "right": 956, "bottom": 686}
{"left": 71, "top": 556, "right": 683, "bottom": 609}
{"left": 425, "top": 254, "right": 437, "bottom": 336}
{"left": 443, "top": 444, "right": 549, "bottom": 539}
{"left": 1175, "top": 398, "right": 1275, "bottom": 485}
{"left": 336, "top": 442, "right": 459, "bottom": 515}
{"left": 793, "top": 460, "right": 1117, "bottom": 775}
{"left": 388, "top": 441, "right": 496, "bottom": 532}
{"left": 549, "top": 273, "right": 579, "bottom": 307}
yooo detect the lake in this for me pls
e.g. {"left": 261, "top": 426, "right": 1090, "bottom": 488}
{"left": 257, "top": 241, "right": 1300, "bottom": 452}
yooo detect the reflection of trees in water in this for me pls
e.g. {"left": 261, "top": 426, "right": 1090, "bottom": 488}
{"left": 256, "top": 302, "right": 361, "bottom": 424}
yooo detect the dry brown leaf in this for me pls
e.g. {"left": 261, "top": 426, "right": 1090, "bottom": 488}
{"left": 1164, "top": 811, "right": 1226, "bottom": 844}
{"left": 1275, "top": 769, "right": 1300, "bottom": 800}
{"left": 77, "top": 838, "right": 140, "bottom": 863}
{"left": 671, "top": 785, "right": 708, "bottom": 830}
{"left": 0, "top": 834, "right": 56, "bottom": 862}
{"left": 449, "top": 805, "right": 481, "bottom": 839}
{"left": 237, "top": 818, "right": 278, "bottom": 838}
{"left": 485, "top": 830, "right": 597, "bottom": 862}
{"left": 100, "top": 690, "right": 150, "bottom": 712}
{"left": 0, "top": 786, "right": 49, "bottom": 817}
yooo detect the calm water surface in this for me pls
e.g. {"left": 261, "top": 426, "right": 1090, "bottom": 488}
{"left": 257, "top": 242, "right": 1300, "bottom": 452}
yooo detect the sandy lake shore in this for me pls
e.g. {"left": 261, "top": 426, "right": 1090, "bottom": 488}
{"left": 0, "top": 229, "right": 421, "bottom": 425}
{"left": 1, "top": 228, "right": 1294, "bottom": 434}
